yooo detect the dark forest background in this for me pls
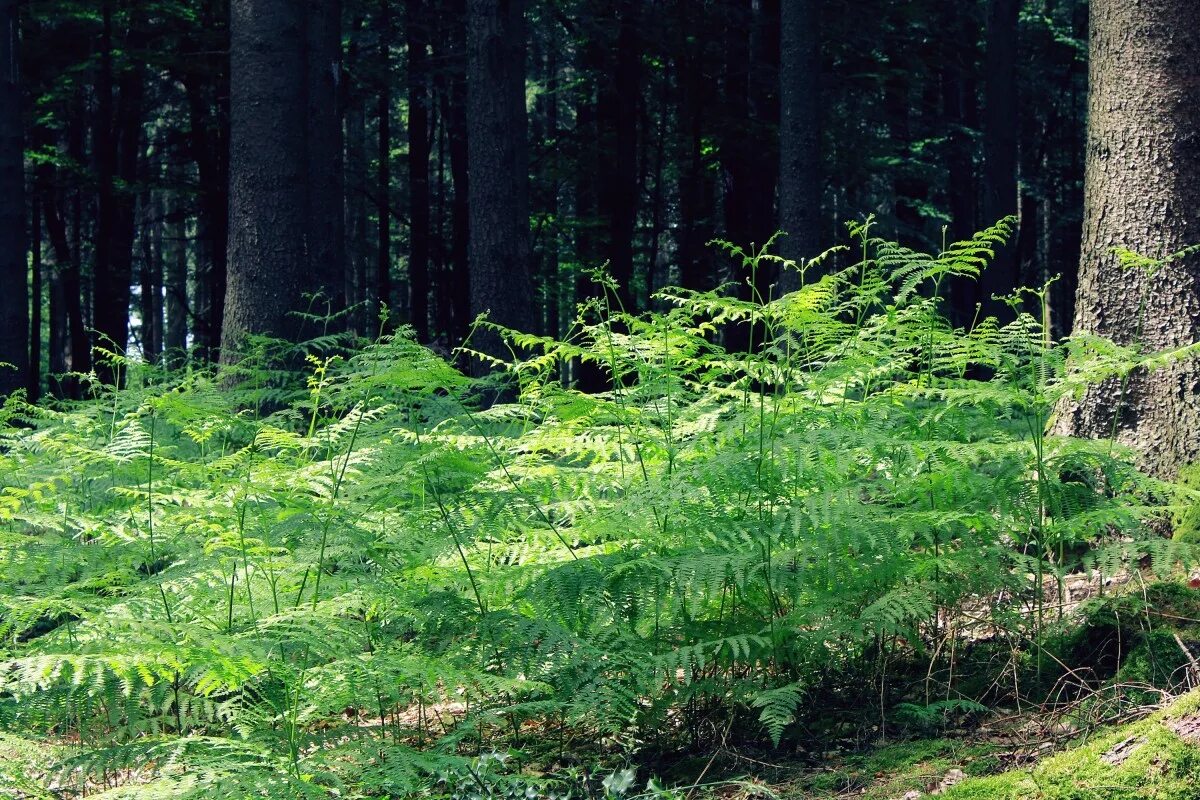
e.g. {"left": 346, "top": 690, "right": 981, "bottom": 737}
{"left": 0, "top": 0, "right": 1084, "bottom": 397}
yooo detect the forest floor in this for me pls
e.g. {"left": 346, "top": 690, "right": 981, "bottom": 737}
{"left": 653, "top": 688, "right": 1200, "bottom": 799}
{"left": 2, "top": 690, "right": 1198, "bottom": 799}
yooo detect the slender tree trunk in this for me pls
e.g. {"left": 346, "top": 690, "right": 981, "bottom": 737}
{"left": 979, "top": 0, "right": 1019, "bottom": 319}
{"left": 1054, "top": 0, "right": 1200, "bottom": 478}
{"left": 437, "top": 0, "right": 471, "bottom": 344}
{"left": 306, "top": 0, "right": 345, "bottom": 322}
{"left": 721, "top": 0, "right": 780, "bottom": 350}
{"left": 139, "top": 192, "right": 163, "bottom": 363}
{"left": 377, "top": 0, "right": 393, "bottom": 320}
{"left": 0, "top": 0, "right": 27, "bottom": 398}
{"left": 942, "top": 4, "right": 981, "bottom": 326}
{"left": 777, "top": 0, "right": 820, "bottom": 291}
{"left": 164, "top": 193, "right": 188, "bottom": 365}
{"left": 29, "top": 194, "right": 42, "bottom": 400}
{"left": 596, "top": 0, "right": 639, "bottom": 310}
{"left": 407, "top": 0, "right": 432, "bottom": 341}
{"left": 43, "top": 188, "right": 87, "bottom": 394}
{"left": 675, "top": 3, "right": 717, "bottom": 292}
{"left": 344, "top": 15, "right": 370, "bottom": 333}
{"left": 539, "top": 31, "right": 560, "bottom": 338}
{"left": 465, "top": 0, "right": 534, "bottom": 369}
{"left": 181, "top": 0, "right": 230, "bottom": 361}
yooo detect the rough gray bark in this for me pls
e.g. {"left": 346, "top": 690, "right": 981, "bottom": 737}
{"left": 777, "top": 0, "right": 819, "bottom": 292}
{"left": 466, "top": 0, "right": 533, "bottom": 369}
{"left": 222, "top": 0, "right": 307, "bottom": 354}
{"left": 222, "top": 0, "right": 343, "bottom": 358}
{"left": 1054, "top": 0, "right": 1200, "bottom": 478}
{"left": 0, "top": 0, "right": 29, "bottom": 397}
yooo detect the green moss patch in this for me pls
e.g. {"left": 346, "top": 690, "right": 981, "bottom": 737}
{"left": 943, "top": 689, "right": 1200, "bottom": 800}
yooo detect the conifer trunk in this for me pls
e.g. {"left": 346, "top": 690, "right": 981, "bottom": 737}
{"left": 465, "top": 0, "right": 533, "bottom": 368}
{"left": 407, "top": 0, "right": 432, "bottom": 342}
{"left": 1055, "top": 0, "right": 1200, "bottom": 478}
{"left": 0, "top": 0, "right": 27, "bottom": 397}
{"left": 980, "top": 0, "right": 1019, "bottom": 319}
{"left": 777, "top": 0, "right": 819, "bottom": 290}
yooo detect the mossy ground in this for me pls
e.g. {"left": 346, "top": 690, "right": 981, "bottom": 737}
{"left": 770, "top": 737, "right": 1005, "bottom": 799}
{"left": 0, "top": 734, "right": 56, "bottom": 800}
{"left": 941, "top": 690, "right": 1200, "bottom": 800}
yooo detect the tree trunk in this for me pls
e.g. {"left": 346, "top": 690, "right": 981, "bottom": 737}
{"left": 596, "top": 0, "right": 639, "bottom": 311}
{"left": 407, "top": 0, "right": 432, "bottom": 342}
{"left": 180, "top": 0, "right": 230, "bottom": 362}
{"left": 92, "top": 1, "right": 144, "bottom": 385}
{"left": 223, "top": 0, "right": 307, "bottom": 352}
{"left": 777, "top": 0, "right": 820, "bottom": 290}
{"left": 0, "top": 0, "right": 27, "bottom": 398}
{"left": 1054, "top": 0, "right": 1200, "bottom": 478}
{"left": 306, "top": 0, "right": 345, "bottom": 322}
{"left": 139, "top": 191, "right": 163, "bottom": 364}
{"left": 28, "top": 203, "right": 41, "bottom": 400}
{"left": 344, "top": 15, "right": 370, "bottom": 334}
{"left": 979, "top": 0, "right": 1019, "bottom": 319}
{"left": 164, "top": 193, "right": 188, "bottom": 365}
{"left": 438, "top": 0, "right": 471, "bottom": 345}
{"left": 466, "top": 0, "right": 534, "bottom": 369}
{"left": 942, "top": 3, "right": 981, "bottom": 326}
{"left": 675, "top": 3, "right": 717, "bottom": 292}
{"left": 377, "top": 0, "right": 393, "bottom": 320}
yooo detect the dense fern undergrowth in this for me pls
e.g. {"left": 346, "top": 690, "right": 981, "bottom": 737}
{"left": 4, "top": 220, "right": 1200, "bottom": 799}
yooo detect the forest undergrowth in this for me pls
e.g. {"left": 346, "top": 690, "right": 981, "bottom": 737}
{"left": 4, "top": 220, "right": 1200, "bottom": 799}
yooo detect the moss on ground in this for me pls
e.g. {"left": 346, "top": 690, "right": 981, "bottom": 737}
{"left": 0, "top": 734, "right": 56, "bottom": 800}
{"left": 943, "top": 690, "right": 1200, "bottom": 800}
{"left": 773, "top": 738, "right": 1004, "bottom": 799}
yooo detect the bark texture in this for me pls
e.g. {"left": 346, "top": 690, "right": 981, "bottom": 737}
{"left": 222, "top": 0, "right": 343, "bottom": 358}
{"left": 466, "top": 0, "right": 533, "bottom": 369}
{"left": 1054, "top": 0, "right": 1200, "bottom": 478}
{"left": 777, "top": 0, "right": 819, "bottom": 291}
{"left": 0, "top": 0, "right": 28, "bottom": 397}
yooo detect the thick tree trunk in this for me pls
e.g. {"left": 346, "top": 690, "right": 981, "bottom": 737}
{"left": 466, "top": 0, "right": 534, "bottom": 369}
{"left": 0, "top": 0, "right": 27, "bottom": 398}
{"left": 777, "top": 0, "right": 820, "bottom": 291}
{"left": 223, "top": 0, "right": 342, "bottom": 356}
{"left": 979, "top": 0, "right": 1019, "bottom": 319}
{"left": 1054, "top": 0, "right": 1200, "bottom": 478}
{"left": 407, "top": 0, "right": 432, "bottom": 342}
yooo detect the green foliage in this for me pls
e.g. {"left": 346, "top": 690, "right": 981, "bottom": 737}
{"left": 0, "top": 222, "right": 1195, "bottom": 797}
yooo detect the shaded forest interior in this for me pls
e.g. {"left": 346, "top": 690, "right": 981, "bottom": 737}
{"left": 2, "top": 0, "right": 1087, "bottom": 393}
